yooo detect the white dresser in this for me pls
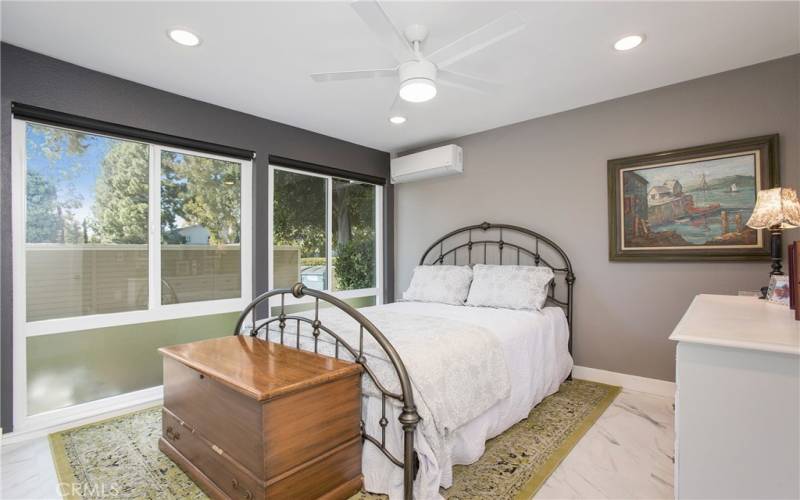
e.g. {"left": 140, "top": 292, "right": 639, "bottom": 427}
{"left": 670, "top": 294, "right": 800, "bottom": 499}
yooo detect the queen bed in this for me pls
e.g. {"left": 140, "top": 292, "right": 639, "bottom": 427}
{"left": 234, "top": 222, "right": 575, "bottom": 500}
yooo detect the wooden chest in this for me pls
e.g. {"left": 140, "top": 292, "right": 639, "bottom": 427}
{"left": 159, "top": 335, "right": 363, "bottom": 500}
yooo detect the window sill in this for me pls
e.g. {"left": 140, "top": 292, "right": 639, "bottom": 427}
{"left": 275, "top": 287, "right": 379, "bottom": 306}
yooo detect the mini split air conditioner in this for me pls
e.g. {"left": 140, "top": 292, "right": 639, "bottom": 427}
{"left": 390, "top": 145, "right": 463, "bottom": 184}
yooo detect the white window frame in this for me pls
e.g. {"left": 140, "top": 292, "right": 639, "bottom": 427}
{"left": 11, "top": 119, "right": 253, "bottom": 431}
{"left": 267, "top": 164, "right": 383, "bottom": 308}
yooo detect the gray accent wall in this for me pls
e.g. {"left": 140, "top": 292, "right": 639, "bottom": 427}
{"left": 0, "top": 43, "right": 391, "bottom": 431}
{"left": 394, "top": 55, "right": 799, "bottom": 382}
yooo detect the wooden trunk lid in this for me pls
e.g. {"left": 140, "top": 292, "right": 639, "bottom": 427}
{"left": 159, "top": 336, "right": 362, "bottom": 402}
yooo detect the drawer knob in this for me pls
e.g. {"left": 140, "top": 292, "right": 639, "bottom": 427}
{"left": 165, "top": 426, "right": 180, "bottom": 441}
{"left": 231, "top": 478, "right": 253, "bottom": 499}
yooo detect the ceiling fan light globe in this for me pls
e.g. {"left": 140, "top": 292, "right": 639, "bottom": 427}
{"left": 399, "top": 78, "right": 437, "bottom": 103}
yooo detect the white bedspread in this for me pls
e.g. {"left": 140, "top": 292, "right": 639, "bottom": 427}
{"left": 263, "top": 301, "right": 572, "bottom": 500}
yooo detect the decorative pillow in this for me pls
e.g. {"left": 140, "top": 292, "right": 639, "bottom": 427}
{"left": 402, "top": 265, "right": 473, "bottom": 305}
{"left": 466, "top": 264, "right": 554, "bottom": 311}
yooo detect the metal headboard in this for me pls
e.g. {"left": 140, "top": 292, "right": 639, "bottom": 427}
{"left": 419, "top": 221, "right": 576, "bottom": 355}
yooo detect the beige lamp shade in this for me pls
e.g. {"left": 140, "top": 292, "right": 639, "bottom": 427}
{"left": 746, "top": 187, "right": 800, "bottom": 229}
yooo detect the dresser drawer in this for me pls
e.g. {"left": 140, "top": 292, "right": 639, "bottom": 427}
{"left": 162, "top": 408, "right": 265, "bottom": 500}
{"left": 163, "top": 357, "right": 264, "bottom": 477}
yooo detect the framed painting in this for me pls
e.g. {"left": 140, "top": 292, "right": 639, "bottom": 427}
{"left": 608, "top": 135, "right": 780, "bottom": 261}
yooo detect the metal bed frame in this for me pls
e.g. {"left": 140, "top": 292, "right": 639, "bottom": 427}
{"left": 233, "top": 222, "right": 574, "bottom": 500}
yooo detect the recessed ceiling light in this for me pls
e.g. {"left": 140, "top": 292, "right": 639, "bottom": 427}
{"left": 389, "top": 116, "right": 407, "bottom": 125}
{"left": 614, "top": 34, "right": 644, "bottom": 51}
{"left": 168, "top": 28, "right": 201, "bottom": 47}
{"left": 399, "top": 78, "right": 437, "bottom": 103}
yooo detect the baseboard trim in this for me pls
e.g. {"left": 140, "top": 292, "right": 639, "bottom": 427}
{"left": 573, "top": 366, "right": 675, "bottom": 398}
{"left": 2, "top": 386, "right": 163, "bottom": 445}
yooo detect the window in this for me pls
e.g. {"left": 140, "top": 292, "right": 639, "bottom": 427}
{"left": 17, "top": 122, "right": 251, "bottom": 330}
{"left": 12, "top": 119, "right": 252, "bottom": 425}
{"left": 23, "top": 124, "right": 151, "bottom": 322}
{"left": 272, "top": 169, "right": 328, "bottom": 289}
{"left": 160, "top": 150, "right": 243, "bottom": 304}
{"left": 269, "top": 165, "right": 382, "bottom": 311}
{"left": 332, "top": 178, "right": 377, "bottom": 291}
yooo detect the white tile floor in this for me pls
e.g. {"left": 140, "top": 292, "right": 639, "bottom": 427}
{"left": 0, "top": 389, "right": 674, "bottom": 500}
{"left": 535, "top": 390, "right": 675, "bottom": 500}
{"left": 1, "top": 435, "right": 60, "bottom": 500}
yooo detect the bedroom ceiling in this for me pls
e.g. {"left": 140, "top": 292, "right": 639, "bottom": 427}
{"left": 2, "top": 1, "right": 798, "bottom": 153}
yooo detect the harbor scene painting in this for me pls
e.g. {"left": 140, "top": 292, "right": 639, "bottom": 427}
{"left": 608, "top": 135, "right": 778, "bottom": 261}
{"left": 621, "top": 153, "right": 760, "bottom": 249}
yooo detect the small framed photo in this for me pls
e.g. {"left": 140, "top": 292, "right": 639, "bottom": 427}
{"left": 766, "top": 275, "right": 790, "bottom": 305}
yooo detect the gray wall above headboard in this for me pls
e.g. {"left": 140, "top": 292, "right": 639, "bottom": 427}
{"left": 394, "top": 54, "right": 800, "bottom": 382}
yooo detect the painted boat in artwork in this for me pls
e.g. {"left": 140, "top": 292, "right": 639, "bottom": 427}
{"left": 688, "top": 202, "right": 721, "bottom": 218}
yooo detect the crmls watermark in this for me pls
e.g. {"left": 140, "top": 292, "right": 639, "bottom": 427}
{"left": 58, "top": 482, "right": 120, "bottom": 497}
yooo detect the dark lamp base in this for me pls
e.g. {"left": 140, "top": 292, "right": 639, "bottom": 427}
{"left": 761, "top": 229, "right": 784, "bottom": 299}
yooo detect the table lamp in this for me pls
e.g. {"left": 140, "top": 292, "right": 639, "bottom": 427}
{"left": 746, "top": 187, "right": 800, "bottom": 296}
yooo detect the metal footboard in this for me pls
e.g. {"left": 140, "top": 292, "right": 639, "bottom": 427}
{"left": 233, "top": 283, "right": 420, "bottom": 500}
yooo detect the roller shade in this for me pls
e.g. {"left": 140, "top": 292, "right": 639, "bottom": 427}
{"left": 11, "top": 102, "right": 255, "bottom": 161}
{"left": 269, "top": 155, "right": 386, "bottom": 186}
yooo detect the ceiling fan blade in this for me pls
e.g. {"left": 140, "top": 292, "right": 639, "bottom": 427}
{"left": 427, "top": 13, "right": 526, "bottom": 69}
{"left": 389, "top": 92, "right": 409, "bottom": 114}
{"left": 351, "top": 0, "right": 415, "bottom": 63}
{"left": 438, "top": 70, "right": 501, "bottom": 94}
{"left": 311, "top": 68, "right": 396, "bottom": 83}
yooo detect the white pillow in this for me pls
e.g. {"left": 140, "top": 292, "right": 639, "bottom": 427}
{"left": 402, "top": 265, "right": 473, "bottom": 305}
{"left": 466, "top": 264, "right": 554, "bottom": 311}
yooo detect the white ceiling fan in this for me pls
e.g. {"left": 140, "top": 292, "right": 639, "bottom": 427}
{"left": 310, "top": 0, "right": 526, "bottom": 114}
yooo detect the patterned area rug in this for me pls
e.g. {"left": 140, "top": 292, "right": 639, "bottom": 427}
{"left": 50, "top": 380, "right": 619, "bottom": 500}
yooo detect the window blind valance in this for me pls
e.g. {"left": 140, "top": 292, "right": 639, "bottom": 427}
{"left": 269, "top": 155, "right": 386, "bottom": 186}
{"left": 11, "top": 102, "right": 255, "bottom": 161}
